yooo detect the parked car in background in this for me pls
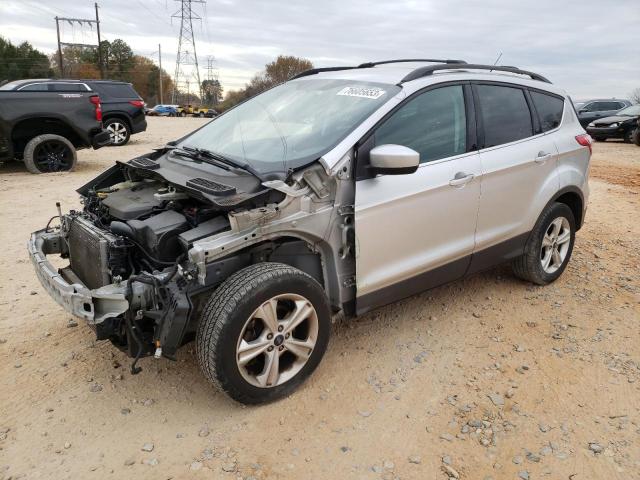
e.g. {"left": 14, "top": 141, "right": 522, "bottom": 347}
{"left": 148, "top": 104, "right": 179, "bottom": 117}
{"left": 585, "top": 104, "right": 640, "bottom": 142}
{"left": 0, "top": 88, "right": 111, "bottom": 173}
{"left": 1, "top": 79, "right": 147, "bottom": 146}
{"left": 575, "top": 98, "right": 631, "bottom": 128}
{"left": 29, "top": 59, "right": 591, "bottom": 403}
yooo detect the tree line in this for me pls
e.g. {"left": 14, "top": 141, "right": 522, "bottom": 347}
{"left": 1, "top": 36, "right": 315, "bottom": 110}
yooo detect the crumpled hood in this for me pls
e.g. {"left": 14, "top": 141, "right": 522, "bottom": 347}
{"left": 592, "top": 115, "right": 639, "bottom": 126}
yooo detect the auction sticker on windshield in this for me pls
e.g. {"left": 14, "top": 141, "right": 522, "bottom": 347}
{"left": 337, "top": 86, "right": 386, "bottom": 99}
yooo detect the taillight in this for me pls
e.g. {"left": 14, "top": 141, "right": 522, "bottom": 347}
{"left": 90, "top": 95, "right": 102, "bottom": 122}
{"left": 575, "top": 134, "right": 592, "bottom": 155}
{"left": 129, "top": 100, "right": 144, "bottom": 108}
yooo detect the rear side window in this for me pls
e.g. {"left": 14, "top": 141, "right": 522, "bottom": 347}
{"left": 375, "top": 85, "right": 467, "bottom": 163}
{"left": 50, "top": 83, "right": 88, "bottom": 92}
{"left": 17, "top": 83, "right": 49, "bottom": 91}
{"left": 531, "top": 91, "right": 564, "bottom": 132}
{"left": 90, "top": 83, "right": 139, "bottom": 99}
{"left": 476, "top": 84, "right": 533, "bottom": 147}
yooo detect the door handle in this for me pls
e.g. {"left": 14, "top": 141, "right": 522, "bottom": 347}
{"left": 535, "top": 151, "right": 552, "bottom": 163}
{"left": 449, "top": 172, "right": 474, "bottom": 187}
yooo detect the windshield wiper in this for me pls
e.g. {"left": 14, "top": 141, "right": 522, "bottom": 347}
{"left": 170, "top": 148, "right": 231, "bottom": 171}
{"left": 182, "top": 145, "right": 263, "bottom": 179}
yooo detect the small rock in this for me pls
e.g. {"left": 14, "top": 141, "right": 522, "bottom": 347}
{"left": 201, "top": 448, "right": 213, "bottom": 459}
{"left": 472, "top": 312, "right": 482, "bottom": 318}
{"left": 198, "top": 425, "right": 210, "bottom": 437}
{"left": 518, "top": 471, "right": 529, "bottom": 480}
{"left": 442, "top": 465, "right": 460, "bottom": 479}
{"left": 190, "top": 461, "right": 203, "bottom": 471}
{"left": 589, "top": 442, "right": 603, "bottom": 454}
{"left": 340, "top": 446, "right": 350, "bottom": 453}
{"left": 14, "top": 362, "right": 22, "bottom": 368}
{"left": 440, "top": 433, "right": 454, "bottom": 442}
{"left": 442, "top": 455, "right": 452, "bottom": 465}
{"left": 383, "top": 460, "right": 394, "bottom": 470}
{"left": 141, "top": 443, "right": 154, "bottom": 452}
{"left": 513, "top": 456, "right": 523, "bottom": 465}
{"left": 124, "top": 459, "right": 135, "bottom": 466}
{"left": 121, "top": 408, "right": 131, "bottom": 415}
{"left": 144, "top": 458, "right": 159, "bottom": 466}
{"left": 143, "top": 398, "right": 154, "bottom": 407}
{"left": 221, "top": 462, "right": 236, "bottom": 472}
{"left": 371, "top": 466, "right": 384, "bottom": 473}
{"left": 64, "top": 442, "right": 71, "bottom": 449}
{"left": 67, "top": 320, "right": 78, "bottom": 328}
{"left": 468, "top": 419, "right": 483, "bottom": 428}
{"left": 487, "top": 393, "right": 504, "bottom": 407}
{"left": 89, "top": 383, "right": 103, "bottom": 393}
{"left": 538, "top": 423, "right": 550, "bottom": 433}
{"left": 540, "top": 446, "right": 552, "bottom": 456}
{"left": 408, "top": 455, "right": 421, "bottom": 464}
{"left": 358, "top": 410, "right": 372, "bottom": 417}
{"left": 505, "top": 389, "right": 516, "bottom": 399}
{"left": 526, "top": 451, "right": 541, "bottom": 463}
{"left": 30, "top": 290, "right": 38, "bottom": 295}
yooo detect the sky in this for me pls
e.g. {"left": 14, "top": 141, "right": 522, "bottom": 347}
{"left": 0, "top": 0, "right": 638, "bottom": 100}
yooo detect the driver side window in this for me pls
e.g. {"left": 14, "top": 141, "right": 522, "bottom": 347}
{"left": 375, "top": 85, "right": 467, "bottom": 164}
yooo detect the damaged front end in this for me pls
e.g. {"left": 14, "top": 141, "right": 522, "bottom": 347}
{"left": 28, "top": 146, "right": 355, "bottom": 374}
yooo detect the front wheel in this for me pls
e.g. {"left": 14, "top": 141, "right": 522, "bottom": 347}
{"left": 23, "top": 134, "right": 77, "bottom": 174}
{"left": 196, "top": 263, "right": 331, "bottom": 404}
{"left": 512, "top": 202, "right": 576, "bottom": 285}
{"left": 633, "top": 128, "right": 640, "bottom": 146}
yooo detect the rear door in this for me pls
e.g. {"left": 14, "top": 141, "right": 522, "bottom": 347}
{"left": 469, "top": 82, "right": 559, "bottom": 273}
{"left": 354, "top": 83, "right": 481, "bottom": 313}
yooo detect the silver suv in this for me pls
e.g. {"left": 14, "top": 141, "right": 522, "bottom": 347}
{"left": 29, "top": 59, "right": 591, "bottom": 404}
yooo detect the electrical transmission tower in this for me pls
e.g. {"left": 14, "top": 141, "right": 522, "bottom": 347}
{"left": 172, "top": 0, "right": 205, "bottom": 104}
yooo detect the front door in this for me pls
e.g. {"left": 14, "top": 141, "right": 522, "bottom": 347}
{"left": 354, "top": 83, "right": 481, "bottom": 314}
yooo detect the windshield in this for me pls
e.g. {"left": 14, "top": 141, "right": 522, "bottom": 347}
{"left": 177, "top": 79, "right": 399, "bottom": 174}
{"left": 616, "top": 104, "right": 640, "bottom": 116}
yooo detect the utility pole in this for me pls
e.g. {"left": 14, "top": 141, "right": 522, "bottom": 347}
{"left": 54, "top": 5, "right": 103, "bottom": 78}
{"left": 158, "top": 44, "right": 164, "bottom": 104}
{"left": 172, "top": 0, "right": 205, "bottom": 104}
{"left": 95, "top": 3, "right": 104, "bottom": 79}
{"left": 55, "top": 17, "right": 63, "bottom": 76}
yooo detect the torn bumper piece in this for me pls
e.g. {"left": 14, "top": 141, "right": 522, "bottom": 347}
{"left": 28, "top": 229, "right": 129, "bottom": 324}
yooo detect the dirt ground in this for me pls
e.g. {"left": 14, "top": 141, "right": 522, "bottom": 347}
{"left": 1, "top": 117, "right": 638, "bottom": 480}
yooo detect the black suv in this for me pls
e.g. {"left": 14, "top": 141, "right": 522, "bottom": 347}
{"left": 574, "top": 98, "right": 631, "bottom": 128}
{"left": 3, "top": 79, "right": 147, "bottom": 146}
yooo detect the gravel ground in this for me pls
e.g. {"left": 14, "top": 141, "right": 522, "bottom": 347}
{"left": 0, "top": 117, "right": 638, "bottom": 480}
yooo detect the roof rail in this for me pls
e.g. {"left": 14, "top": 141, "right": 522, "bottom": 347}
{"left": 357, "top": 58, "right": 466, "bottom": 68}
{"left": 292, "top": 58, "right": 468, "bottom": 80}
{"left": 400, "top": 64, "right": 551, "bottom": 84}
{"left": 292, "top": 66, "right": 361, "bottom": 80}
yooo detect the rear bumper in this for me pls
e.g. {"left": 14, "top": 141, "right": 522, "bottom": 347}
{"left": 92, "top": 129, "right": 113, "bottom": 149}
{"left": 28, "top": 229, "right": 128, "bottom": 324}
{"left": 131, "top": 115, "right": 147, "bottom": 134}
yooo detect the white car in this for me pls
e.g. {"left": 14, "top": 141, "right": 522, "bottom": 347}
{"left": 30, "top": 59, "right": 591, "bottom": 403}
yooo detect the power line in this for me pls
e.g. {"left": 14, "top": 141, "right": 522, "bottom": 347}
{"left": 172, "top": 0, "right": 205, "bottom": 104}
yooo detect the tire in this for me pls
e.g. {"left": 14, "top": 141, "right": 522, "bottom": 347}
{"left": 198, "top": 112, "right": 205, "bottom": 117}
{"left": 23, "top": 134, "right": 77, "bottom": 174}
{"left": 633, "top": 128, "right": 640, "bottom": 147}
{"left": 623, "top": 129, "right": 635, "bottom": 144}
{"left": 196, "top": 262, "right": 331, "bottom": 404}
{"left": 104, "top": 118, "right": 131, "bottom": 146}
{"left": 180, "top": 111, "right": 186, "bottom": 117}
{"left": 512, "top": 202, "right": 576, "bottom": 285}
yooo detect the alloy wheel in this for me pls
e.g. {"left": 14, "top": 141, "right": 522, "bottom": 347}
{"left": 540, "top": 217, "right": 571, "bottom": 274}
{"left": 236, "top": 293, "right": 319, "bottom": 388}
{"left": 106, "top": 122, "right": 128, "bottom": 144}
{"left": 32, "top": 140, "right": 74, "bottom": 172}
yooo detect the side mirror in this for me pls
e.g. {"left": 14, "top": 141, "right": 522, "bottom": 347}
{"left": 578, "top": 109, "right": 587, "bottom": 114}
{"left": 369, "top": 144, "right": 419, "bottom": 175}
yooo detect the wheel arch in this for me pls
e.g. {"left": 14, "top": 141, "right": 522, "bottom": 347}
{"left": 102, "top": 112, "right": 132, "bottom": 130}
{"left": 549, "top": 186, "right": 585, "bottom": 230}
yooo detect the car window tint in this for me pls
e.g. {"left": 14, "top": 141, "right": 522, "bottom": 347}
{"left": 18, "top": 83, "right": 49, "bottom": 91}
{"left": 531, "top": 91, "right": 564, "bottom": 132}
{"left": 477, "top": 84, "right": 532, "bottom": 147}
{"left": 375, "top": 85, "right": 466, "bottom": 164}
{"left": 50, "top": 83, "right": 87, "bottom": 92}
{"left": 90, "top": 83, "right": 139, "bottom": 98}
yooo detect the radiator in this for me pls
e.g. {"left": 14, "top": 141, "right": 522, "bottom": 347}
{"left": 67, "top": 216, "right": 117, "bottom": 289}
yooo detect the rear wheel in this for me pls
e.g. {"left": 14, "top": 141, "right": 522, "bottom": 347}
{"left": 104, "top": 118, "right": 131, "bottom": 146}
{"left": 512, "top": 202, "right": 576, "bottom": 285}
{"left": 196, "top": 263, "right": 330, "bottom": 404}
{"left": 23, "top": 134, "right": 77, "bottom": 174}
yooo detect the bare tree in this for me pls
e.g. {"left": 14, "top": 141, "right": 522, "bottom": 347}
{"left": 630, "top": 88, "right": 640, "bottom": 104}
